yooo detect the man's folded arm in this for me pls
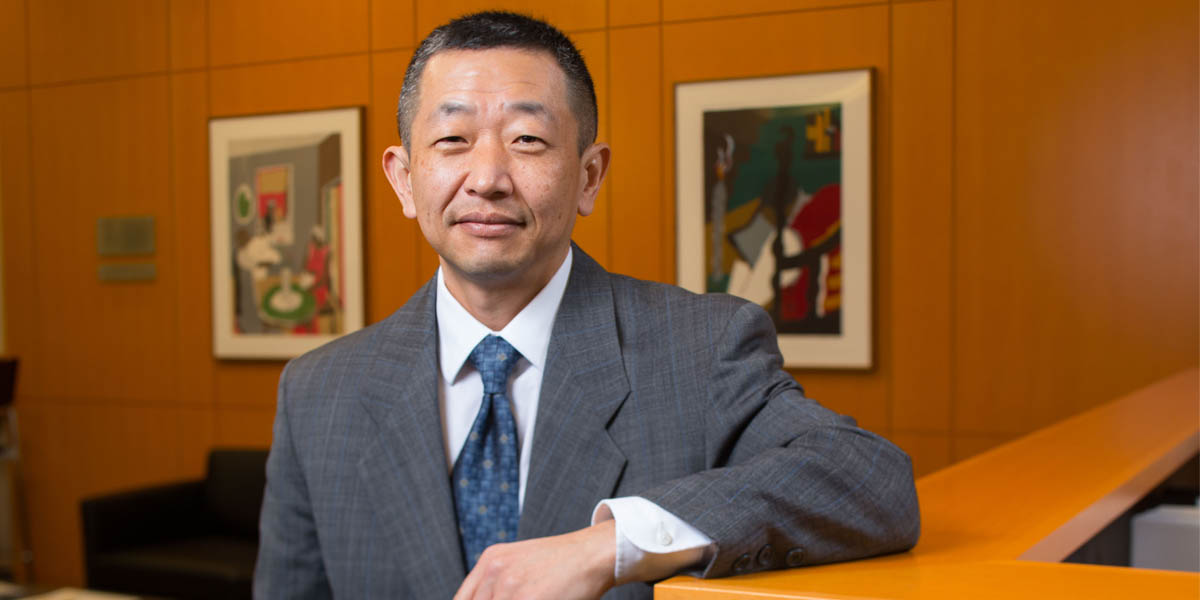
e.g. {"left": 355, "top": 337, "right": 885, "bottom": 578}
{"left": 632, "top": 300, "right": 920, "bottom": 579}
{"left": 254, "top": 361, "right": 334, "bottom": 600}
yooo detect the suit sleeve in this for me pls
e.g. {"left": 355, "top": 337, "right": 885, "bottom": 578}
{"left": 637, "top": 300, "right": 920, "bottom": 578}
{"left": 254, "top": 362, "right": 334, "bottom": 599}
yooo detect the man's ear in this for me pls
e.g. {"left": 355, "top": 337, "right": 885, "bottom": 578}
{"left": 576, "top": 142, "right": 611, "bottom": 217}
{"left": 382, "top": 145, "right": 417, "bottom": 219}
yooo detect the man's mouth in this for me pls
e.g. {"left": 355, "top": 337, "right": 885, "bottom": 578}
{"left": 454, "top": 212, "right": 523, "bottom": 237}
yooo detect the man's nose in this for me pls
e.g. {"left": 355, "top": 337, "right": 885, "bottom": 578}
{"left": 465, "top": 137, "right": 513, "bottom": 200}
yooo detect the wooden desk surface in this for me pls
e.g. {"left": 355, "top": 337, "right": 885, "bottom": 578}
{"left": 656, "top": 368, "right": 1200, "bottom": 599}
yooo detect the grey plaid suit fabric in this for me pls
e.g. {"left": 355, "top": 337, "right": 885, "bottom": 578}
{"left": 254, "top": 246, "right": 920, "bottom": 599}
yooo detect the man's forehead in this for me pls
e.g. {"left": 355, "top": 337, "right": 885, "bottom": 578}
{"left": 420, "top": 47, "right": 566, "bottom": 93}
{"left": 432, "top": 99, "right": 553, "bottom": 119}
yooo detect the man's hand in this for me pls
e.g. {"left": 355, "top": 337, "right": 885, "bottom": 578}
{"left": 453, "top": 519, "right": 617, "bottom": 600}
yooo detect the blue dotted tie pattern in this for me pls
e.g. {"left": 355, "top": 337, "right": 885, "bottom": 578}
{"left": 453, "top": 335, "right": 522, "bottom": 571}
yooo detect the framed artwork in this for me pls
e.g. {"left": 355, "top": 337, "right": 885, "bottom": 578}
{"left": 675, "top": 70, "right": 872, "bottom": 368}
{"left": 209, "top": 107, "right": 365, "bottom": 359}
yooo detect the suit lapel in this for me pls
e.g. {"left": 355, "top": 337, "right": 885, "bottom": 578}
{"left": 519, "top": 248, "right": 631, "bottom": 540}
{"left": 355, "top": 281, "right": 466, "bottom": 594}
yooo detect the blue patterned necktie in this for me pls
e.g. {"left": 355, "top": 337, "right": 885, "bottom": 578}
{"left": 453, "top": 335, "right": 522, "bottom": 571}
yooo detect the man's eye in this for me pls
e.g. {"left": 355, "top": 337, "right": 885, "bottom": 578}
{"left": 514, "top": 135, "right": 543, "bottom": 145}
{"left": 436, "top": 136, "right": 467, "bottom": 144}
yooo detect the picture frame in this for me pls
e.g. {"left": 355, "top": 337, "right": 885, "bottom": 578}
{"left": 675, "top": 70, "right": 873, "bottom": 368}
{"left": 209, "top": 107, "right": 365, "bottom": 359}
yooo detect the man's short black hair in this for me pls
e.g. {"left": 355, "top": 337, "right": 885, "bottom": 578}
{"left": 396, "top": 11, "right": 598, "bottom": 155}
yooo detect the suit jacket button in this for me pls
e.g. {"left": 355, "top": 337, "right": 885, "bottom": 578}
{"left": 733, "top": 553, "right": 752, "bottom": 573}
{"left": 785, "top": 547, "right": 806, "bottom": 567}
{"left": 756, "top": 544, "right": 774, "bottom": 567}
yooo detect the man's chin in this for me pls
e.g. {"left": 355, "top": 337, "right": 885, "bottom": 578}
{"left": 442, "top": 253, "right": 529, "bottom": 284}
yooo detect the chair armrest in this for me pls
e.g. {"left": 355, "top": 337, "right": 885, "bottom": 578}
{"left": 80, "top": 480, "right": 207, "bottom": 555}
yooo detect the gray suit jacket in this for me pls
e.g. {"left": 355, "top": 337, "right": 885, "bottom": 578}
{"left": 254, "top": 248, "right": 919, "bottom": 599}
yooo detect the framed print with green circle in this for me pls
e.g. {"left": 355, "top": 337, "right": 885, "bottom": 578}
{"left": 209, "top": 107, "right": 364, "bottom": 359}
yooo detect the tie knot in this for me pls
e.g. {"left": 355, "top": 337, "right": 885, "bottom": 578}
{"left": 468, "top": 335, "right": 522, "bottom": 395}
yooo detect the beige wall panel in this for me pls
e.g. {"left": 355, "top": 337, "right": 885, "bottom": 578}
{"left": 215, "top": 362, "right": 284, "bottom": 407}
{"left": 169, "top": 0, "right": 208, "bottom": 70}
{"left": 0, "top": 92, "right": 36, "bottom": 383}
{"left": 171, "top": 72, "right": 215, "bottom": 406}
{"left": 371, "top": 0, "right": 416, "bottom": 50}
{"left": 608, "top": 26, "right": 666, "bottom": 282}
{"left": 28, "top": 77, "right": 177, "bottom": 403}
{"left": 367, "top": 49, "right": 426, "bottom": 321}
{"left": 888, "top": 431, "right": 951, "bottom": 478}
{"left": 889, "top": 0, "right": 952, "bottom": 432}
{"left": 0, "top": 0, "right": 27, "bottom": 88}
{"left": 954, "top": 0, "right": 1200, "bottom": 435}
{"left": 208, "top": 0, "right": 368, "bottom": 66}
{"left": 210, "top": 54, "right": 370, "bottom": 117}
{"left": 215, "top": 405, "right": 276, "bottom": 447}
{"left": 664, "top": 6, "right": 893, "bottom": 435}
{"left": 610, "top": 0, "right": 660, "bottom": 27}
{"left": 415, "top": 0, "right": 607, "bottom": 39}
{"left": 663, "top": 0, "right": 879, "bottom": 22}
{"left": 569, "top": 31, "right": 610, "bottom": 268}
{"left": 18, "top": 402, "right": 213, "bottom": 586}
{"left": 28, "top": 0, "right": 167, "bottom": 85}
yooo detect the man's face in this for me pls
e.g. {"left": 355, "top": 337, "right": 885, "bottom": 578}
{"left": 383, "top": 48, "right": 609, "bottom": 290}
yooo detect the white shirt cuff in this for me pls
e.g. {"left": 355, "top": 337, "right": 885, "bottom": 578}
{"left": 591, "top": 496, "right": 716, "bottom": 584}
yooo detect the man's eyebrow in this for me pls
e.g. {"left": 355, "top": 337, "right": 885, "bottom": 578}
{"left": 505, "top": 101, "right": 553, "bottom": 120}
{"left": 432, "top": 101, "right": 474, "bottom": 117}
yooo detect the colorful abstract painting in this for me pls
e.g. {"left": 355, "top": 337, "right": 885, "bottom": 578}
{"left": 703, "top": 104, "right": 843, "bottom": 335}
{"left": 210, "top": 108, "right": 364, "bottom": 359}
{"left": 677, "top": 71, "right": 872, "bottom": 368}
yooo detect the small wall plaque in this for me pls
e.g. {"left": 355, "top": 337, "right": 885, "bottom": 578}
{"left": 98, "top": 263, "right": 157, "bottom": 282}
{"left": 96, "top": 216, "right": 156, "bottom": 256}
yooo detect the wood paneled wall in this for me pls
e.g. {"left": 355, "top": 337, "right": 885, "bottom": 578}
{"left": 0, "top": 0, "right": 1196, "bottom": 586}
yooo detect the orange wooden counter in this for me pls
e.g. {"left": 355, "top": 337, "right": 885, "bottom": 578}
{"left": 655, "top": 368, "right": 1199, "bottom": 599}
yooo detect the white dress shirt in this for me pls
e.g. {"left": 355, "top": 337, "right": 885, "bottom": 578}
{"left": 435, "top": 248, "right": 714, "bottom": 583}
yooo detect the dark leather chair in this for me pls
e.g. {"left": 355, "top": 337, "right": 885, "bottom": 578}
{"left": 81, "top": 448, "right": 268, "bottom": 600}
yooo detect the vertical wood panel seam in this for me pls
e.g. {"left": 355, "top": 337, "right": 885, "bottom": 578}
{"left": 204, "top": 0, "right": 213, "bottom": 76}
{"left": 411, "top": 0, "right": 423, "bottom": 312}
{"left": 22, "top": 0, "right": 31, "bottom": 85}
{"left": 604, "top": 2, "right": 613, "bottom": 267}
{"left": 166, "top": 2, "right": 181, "bottom": 416}
{"left": 205, "top": 0, "right": 213, "bottom": 136}
{"left": 366, "top": 0, "right": 376, "bottom": 321}
{"left": 205, "top": 0, "right": 217, "bottom": 413}
{"left": 662, "top": 17, "right": 672, "bottom": 283}
{"left": 948, "top": 0, "right": 958, "bottom": 460}
{"left": 411, "top": 0, "right": 419, "bottom": 48}
{"left": 165, "top": 1, "right": 172, "bottom": 71}
{"left": 22, "top": 0, "right": 41, "bottom": 409}
{"left": 884, "top": 0, "right": 893, "bottom": 440}
{"left": 657, "top": 3, "right": 666, "bottom": 283}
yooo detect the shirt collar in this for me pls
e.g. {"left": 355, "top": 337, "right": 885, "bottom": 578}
{"left": 435, "top": 248, "right": 573, "bottom": 383}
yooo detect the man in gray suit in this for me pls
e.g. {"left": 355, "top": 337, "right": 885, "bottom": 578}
{"left": 254, "top": 11, "right": 919, "bottom": 600}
